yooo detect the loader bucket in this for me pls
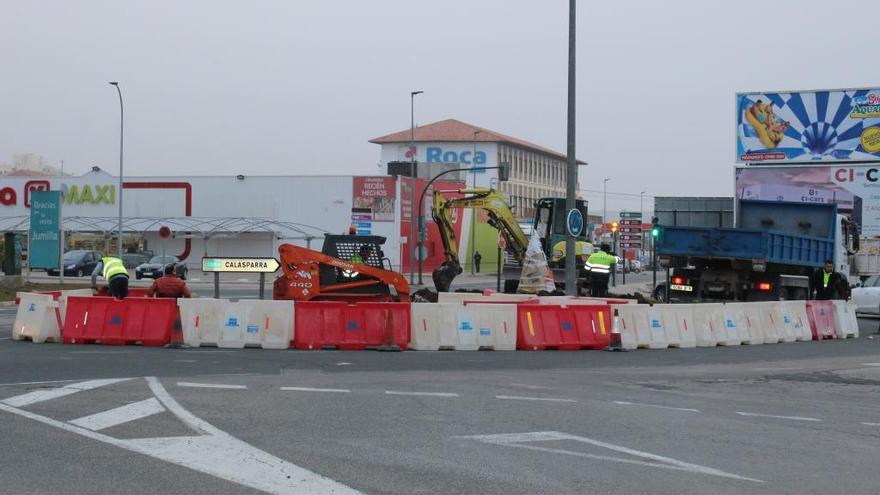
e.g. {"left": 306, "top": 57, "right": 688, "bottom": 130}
{"left": 432, "top": 261, "right": 463, "bottom": 292}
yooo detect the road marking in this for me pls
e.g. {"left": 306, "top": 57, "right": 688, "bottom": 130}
{"left": 0, "top": 337, "right": 9, "bottom": 341}
{"left": 177, "top": 382, "right": 248, "bottom": 390}
{"left": 69, "top": 351, "right": 135, "bottom": 355}
{"left": 336, "top": 362, "right": 352, "bottom": 366}
{"left": 0, "top": 377, "right": 363, "bottom": 494}
{"left": 861, "top": 363, "right": 880, "bottom": 367}
{"left": 862, "top": 422, "right": 880, "bottom": 426}
{"left": 385, "top": 391, "right": 459, "bottom": 397}
{"left": 281, "top": 386, "right": 351, "bottom": 393}
{"left": 613, "top": 401, "right": 701, "bottom": 413}
{"left": 69, "top": 397, "right": 166, "bottom": 431}
{"left": 735, "top": 411, "right": 821, "bottom": 422}
{"left": 174, "top": 359, "right": 198, "bottom": 363}
{"left": 510, "top": 383, "right": 554, "bottom": 390}
{"left": 0, "top": 378, "right": 85, "bottom": 387}
{"left": 496, "top": 395, "right": 577, "bottom": 403}
{"left": 0, "top": 378, "right": 132, "bottom": 407}
{"left": 752, "top": 367, "right": 804, "bottom": 371}
{"left": 462, "top": 431, "right": 762, "bottom": 483}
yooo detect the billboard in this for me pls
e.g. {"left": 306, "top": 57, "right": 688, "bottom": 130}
{"left": 737, "top": 88, "right": 880, "bottom": 163}
{"left": 352, "top": 176, "right": 395, "bottom": 222}
{"left": 734, "top": 165, "right": 880, "bottom": 234}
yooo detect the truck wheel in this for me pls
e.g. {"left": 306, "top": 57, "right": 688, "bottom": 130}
{"left": 503, "top": 279, "right": 519, "bottom": 294}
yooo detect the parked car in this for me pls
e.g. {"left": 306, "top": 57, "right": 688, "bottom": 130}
{"left": 851, "top": 274, "right": 880, "bottom": 316}
{"left": 121, "top": 252, "right": 151, "bottom": 269}
{"left": 135, "top": 255, "right": 187, "bottom": 280}
{"left": 47, "top": 250, "right": 104, "bottom": 277}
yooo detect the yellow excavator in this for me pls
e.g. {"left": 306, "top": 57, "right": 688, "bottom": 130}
{"left": 431, "top": 187, "right": 593, "bottom": 293}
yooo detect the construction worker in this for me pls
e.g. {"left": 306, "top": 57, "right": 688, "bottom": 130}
{"left": 147, "top": 264, "right": 192, "bottom": 298}
{"left": 585, "top": 243, "right": 618, "bottom": 297}
{"left": 91, "top": 255, "right": 129, "bottom": 300}
{"left": 810, "top": 259, "right": 850, "bottom": 300}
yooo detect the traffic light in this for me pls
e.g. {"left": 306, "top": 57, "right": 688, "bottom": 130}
{"left": 651, "top": 216, "right": 659, "bottom": 237}
{"left": 611, "top": 221, "right": 619, "bottom": 233}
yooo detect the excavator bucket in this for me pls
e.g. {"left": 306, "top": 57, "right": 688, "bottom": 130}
{"left": 432, "top": 260, "right": 463, "bottom": 292}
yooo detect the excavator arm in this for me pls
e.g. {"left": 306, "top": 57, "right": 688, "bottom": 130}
{"left": 431, "top": 188, "right": 529, "bottom": 292}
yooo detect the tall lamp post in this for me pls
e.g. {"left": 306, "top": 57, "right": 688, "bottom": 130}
{"left": 640, "top": 190, "right": 646, "bottom": 260}
{"left": 409, "top": 90, "right": 423, "bottom": 285}
{"left": 563, "top": 0, "right": 577, "bottom": 295}
{"left": 109, "top": 82, "right": 124, "bottom": 258}
{"left": 602, "top": 178, "right": 611, "bottom": 227}
{"left": 468, "top": 130, "right": 480, "bottom": 275}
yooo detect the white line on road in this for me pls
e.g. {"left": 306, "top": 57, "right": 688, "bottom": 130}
{"left": 862, "top": 422, "right": 880, "bottom": 426}
{"left": 281, "top": 386, "right": 351, "bottom": 393}
{"left": 0, "top": 378, "right": 132, "bottom": 407}
{"left": 736, "top": 411, "right": 821, "bottom": 422}
{"left": 0, "top": 337, "right": 9, "bottom": 341}
{"left": 69, "top": 397, "right": 166, "bottom": 431}
{"left": 177, "top": 382, "right": 248, "bottom": 390}
{"left": 68, "top": 351, "right": 135, "bottom": 355}
{"left": 385, "top": 391, "right": 459, "bottom": 397}
{"left": 174, "top": 360, "right": 198, "bottom": 363}
{"left": 0, "top": 378, "right": 363, "bottom": 494}
{"left": 510, "top": 383, "right": 554, "bottom": 390}
{"left": 613, "top": 401, "right": 701, "bottom": 413}
{"left": 496, "top": 395, "right": 577, "bottom": 403}
{"left": 861, "top": 363, "right": 880, "bottom": 367}
{"left": 0, "top": 379, "right": 85, "bottom": 387}
{"left": 462, "top": 431, "right": 762, "bottom": 483}
{"left": 752, "top": 367, "right": 804, "bottom": 371}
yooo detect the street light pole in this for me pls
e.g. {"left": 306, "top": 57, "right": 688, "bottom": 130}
{"left": 563, "top": 0, "right": 577, "bottom": 296}
{"left": 602, "top": 178, "right": 610, "bottom": 226}
{"left": 109, "top": 82, "right": 124, "bottom": 258}
{"left": 640, "top": 190, "right": 646, "bottom": 260}
{"left": 469, "top": 130, "right": 480, "bottom": 275}
{"left": 409, "top": 90, "right": 423, "bottom": 285}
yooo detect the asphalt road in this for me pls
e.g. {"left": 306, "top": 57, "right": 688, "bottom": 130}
{"left": 2, "top": 306, "right": 880, "bottom": 494}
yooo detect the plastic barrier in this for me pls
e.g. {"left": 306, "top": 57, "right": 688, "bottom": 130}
{"left": 62, "top": 296, "right": 175, "bottom": 346}
{"left": 58, "top": 289, "right": 95, "bottom": 322}
{"left": 177, "top": 298, "right": 228, "bottom": 346}
{"left": 718, "top": 304, "right": 745, "bottom": 346}
{"left": 538, "top": 296, "right": 634, "bottom": 305}
{"left": 410, "top": 303, "right": 517, "bottom": 351}
{"left": 293, "top": 301, "right": 410, "bottom": 350}
{"left": 517, "top": 304, "right": 612, "bottom": 350}
{"left": 96, "top": 287, "right": 150, "bottom": 298}
{"left": 724, "top": 303, "right": 763, "bottom": 345}
{"left": 754, "top": 302, "right": 785, "bottom": 344}
{"left": 831, "top": 300, "right": 859, "bottom": 339}
{"left": 225, "top": 300, "right": 294, "bottom": 349}
{"left": 778, "top": 301, "right": 812, "bottom": 342}
{"left": 691, "top": 304, "right": 723, "bottom": 347}
{"left": 657, "top": 305, "right": 696, "bottom": 348}
{"left": 12, "top": 292, "right": 62, "bottom": 343}
{"left": 614, "top": 304, "right": 668, "bottom": 349}
{"left": 486, "top": 293, "right": 542, "bottom": 303}
{"left": 773, "top": 303, "right": 800, "bottom": 343}
{"left": 437, "top": 292, "right": 488, "bottom": 305}
{"left": 806, "top": 301, "right": 836, "bottom": 340}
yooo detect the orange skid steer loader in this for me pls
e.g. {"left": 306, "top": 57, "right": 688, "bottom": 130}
{"left": 273, "top": 234, "right": 410, "bottom": 302}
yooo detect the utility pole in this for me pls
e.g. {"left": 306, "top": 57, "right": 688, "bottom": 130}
{"left": 109, "top": 82, "right": 124, "bottom": 258}
{"left": 469, "top": 130, "right": 480, "bottom": 275}
{"left": 409, "top": 90, "right": 423, "bottom": 285}
{"left": 563, "top": 0, "right": 577, "bottom": 296}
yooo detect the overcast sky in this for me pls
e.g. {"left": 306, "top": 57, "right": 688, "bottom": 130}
{"left": 2, "top": 0, "right": 875, "bottom": 214}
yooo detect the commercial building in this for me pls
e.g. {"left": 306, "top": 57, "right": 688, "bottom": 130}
{"left": 370, "top": 119, "right": 585, "bottom": 220}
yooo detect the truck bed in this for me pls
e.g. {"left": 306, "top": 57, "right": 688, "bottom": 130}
{"left": 656, "top": 226, "right": 833, "bottom": 267}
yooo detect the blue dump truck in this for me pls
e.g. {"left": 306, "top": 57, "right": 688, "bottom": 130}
{"left": 655, "top": 200, "right": 860, "bottom": 302}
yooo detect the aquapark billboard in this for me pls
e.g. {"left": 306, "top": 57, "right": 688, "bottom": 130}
{"left": 737, "top": 88, "right": 880, "bottom": 163}
{"left": 734, "top": 165, "right": 880, "bottom": 235}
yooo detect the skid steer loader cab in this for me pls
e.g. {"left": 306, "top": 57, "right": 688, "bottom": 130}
{"left": 320, "top": 234, "right": 392, "bottom": 295}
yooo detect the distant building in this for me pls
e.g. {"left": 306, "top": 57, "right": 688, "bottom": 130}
{"left": 370, "top": 119, "right": 586, "bottom": 220}
{"left": 0, "top": 154, "right": 62, "bottom": 177}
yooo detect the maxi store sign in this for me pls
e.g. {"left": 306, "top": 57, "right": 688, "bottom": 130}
{"left": 0, "top": 180, "right": 116, "bottom": 212}
{"left": 28, "top": 191, "right": 61, "bottom": 269}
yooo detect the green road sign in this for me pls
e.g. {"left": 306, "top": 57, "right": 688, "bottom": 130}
{"left": 29, "top": 191, "right": 61, "bottom": 269}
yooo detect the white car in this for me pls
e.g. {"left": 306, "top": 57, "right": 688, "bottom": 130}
{"left": 851, "top": 275, "right": 880, "bottom": 316}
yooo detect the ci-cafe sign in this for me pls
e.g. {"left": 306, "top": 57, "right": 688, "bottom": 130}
{"left": 202, "top": 257, "right": 280, "bottom": 273}
{"left": 29, "top": 191, "right": 62, "bottom": 269}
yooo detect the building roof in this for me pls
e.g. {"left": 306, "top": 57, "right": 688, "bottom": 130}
{"left": 369, "top": 118, "right": 586, "bottom": 164}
